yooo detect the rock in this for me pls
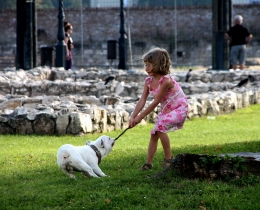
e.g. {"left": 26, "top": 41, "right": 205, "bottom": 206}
{"left": 67, "top": 112, "right": 93, "bottom": 135}
{"left": 33, "top": 113, "right": 55, "bottom": 135}
{"left": 56, "top": 114, "right": 69, "bottom": 135}
{"left": 9, "top": 117, "right": 34, "bottom": 135}
{"left": 0, "top": 67, "right": 260, "bottom": 135}
{"left": 154, "top": 153, "right": 260, "bottom": 180}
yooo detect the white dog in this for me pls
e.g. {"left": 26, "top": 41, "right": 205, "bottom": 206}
{"left": 56, "top": 135, "right": 115, "bottom": 179}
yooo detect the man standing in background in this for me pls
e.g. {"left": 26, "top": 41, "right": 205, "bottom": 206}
{"left": 225, "top": 15, "right": 253, "bottom": 70}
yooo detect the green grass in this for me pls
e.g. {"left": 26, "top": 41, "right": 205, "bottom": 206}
{"left": 0, "top": 104, "right": 260, "bottom": 210}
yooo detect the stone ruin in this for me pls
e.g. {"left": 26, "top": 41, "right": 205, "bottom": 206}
{"left": 0, "top": 66, "right": 260, "bottom": 136}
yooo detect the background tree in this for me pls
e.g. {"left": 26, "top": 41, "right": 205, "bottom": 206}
{"left": 0, "top": 0, "right": 16, "bottom": 9}
{"left": 0, "top": 0, "right": 91, "bottom": 9}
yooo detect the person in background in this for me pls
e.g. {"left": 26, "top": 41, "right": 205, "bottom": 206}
{"left": 129, "top": 47, "right": 188, "bottom": 170}
{"left": 225, "top": 15, "right": 253, "bottom": 70}
{"left": 64, "top": 21, "right": 70, "bottom": 28}
{"left": 64, "top": 23, "right": 74, "bottom": 70}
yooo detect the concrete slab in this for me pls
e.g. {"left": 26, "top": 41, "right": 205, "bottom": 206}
{"left": 220, "top": 152, "right": 260, "bottom": 161}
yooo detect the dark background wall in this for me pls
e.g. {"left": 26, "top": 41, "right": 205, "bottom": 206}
{"left": 0, "top": 5, "right": 259, "bottom": 69}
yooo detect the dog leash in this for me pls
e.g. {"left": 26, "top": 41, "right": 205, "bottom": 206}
{"left": 114, "top": 127, "right": 130, "bottom": 141}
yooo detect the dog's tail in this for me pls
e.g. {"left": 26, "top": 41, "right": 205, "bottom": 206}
{"left": 57, "top": 150, "right": 71, "bottom": 170}
{"left": 57, "top": 149, "right": 76, "bottom": 178}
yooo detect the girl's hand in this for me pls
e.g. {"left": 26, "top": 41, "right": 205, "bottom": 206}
{"left": 129, "top": 117, "right": 135, "bottom": 128}
{"left": 129, "top": 115, "right": 142, "bottom": 128}
{"left": 133, "top": 115, "right": 142, "bottom": 125}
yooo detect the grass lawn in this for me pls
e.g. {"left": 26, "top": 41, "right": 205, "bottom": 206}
{"left": 0, "top": 104, "right": 260, "bottom": 210}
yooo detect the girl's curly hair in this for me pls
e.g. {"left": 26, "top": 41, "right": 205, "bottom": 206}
{"left": 142, "top": 47, "right": 171, "bottom": 75}
{"left": 64, "top": 23, "right": 72, "bottom": 32}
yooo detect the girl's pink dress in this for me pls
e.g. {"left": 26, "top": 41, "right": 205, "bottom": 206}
{"left": 145, "top": 75, "right": 188, "bottom": 134}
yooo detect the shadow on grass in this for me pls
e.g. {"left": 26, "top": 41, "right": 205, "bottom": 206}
{"left": 1, "top": 140, "right": 260, "bottom": 210}
{"left": 1, "top": 139, "right": 259, "bottom": 188}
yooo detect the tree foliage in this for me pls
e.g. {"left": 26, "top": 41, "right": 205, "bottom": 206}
{"left": 0, "top": 0, "right": 91, "bottom": 9}
{"left": 0, "top": 0, "right": 16, "bottom": 9}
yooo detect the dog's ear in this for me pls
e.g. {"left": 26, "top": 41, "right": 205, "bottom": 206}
{"left": 100, "top": 139, "right": 105, "bottom": 148}
{"left": 86, "top": 140, "right": 91, "bottom": 145}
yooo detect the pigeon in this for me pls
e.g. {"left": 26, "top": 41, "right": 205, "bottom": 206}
{"left": 234, "top": 75, "right": 254, "bottom": 88}
{"left": 104, "top": 75, "right": 116, "bottom": 85}
{"left": 185, "top": 69, "right": 192, "bottom": 82}
{"left": 123, "top": 98, "right": 139, "bottom": 103}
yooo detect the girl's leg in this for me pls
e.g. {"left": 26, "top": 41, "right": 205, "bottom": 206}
{"left": 145, "top": 133, "right": 159, "bottom": 164}
{"left": 157, "top": 132, "right": 172, "bottom": 160}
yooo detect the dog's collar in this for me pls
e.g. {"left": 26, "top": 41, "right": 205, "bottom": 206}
{"left": 89, "top": 145, "right": 101, "bottom": 164}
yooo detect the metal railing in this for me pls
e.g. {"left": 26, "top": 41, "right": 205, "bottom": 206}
{"left": 0, "top": 0, "right": 259, "bottom": 69}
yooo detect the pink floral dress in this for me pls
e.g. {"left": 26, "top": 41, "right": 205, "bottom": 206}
{"left": 145, "top": 75, "right": 188, "bottom": 134}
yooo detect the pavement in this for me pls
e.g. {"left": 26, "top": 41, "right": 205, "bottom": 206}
{"left": 220, "top": 152, "right": 260, "bottom": 161}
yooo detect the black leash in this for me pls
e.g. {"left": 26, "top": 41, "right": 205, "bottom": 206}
{"left": 114, "top": 127, "right": 130, "bottom": 141}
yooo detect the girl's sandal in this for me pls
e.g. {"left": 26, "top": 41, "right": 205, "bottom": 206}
{"left": 140, "top": 163, "right": 153, "bottom": 171}
{"left": 162, "top": 157, "right": 174, "bottom": 168}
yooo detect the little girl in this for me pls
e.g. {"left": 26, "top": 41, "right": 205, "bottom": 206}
{"left": 129, "top": 47, "right": 188, "bottom": 170}
{"left": 64, "top": 23, "right": 74, "bottom": 70}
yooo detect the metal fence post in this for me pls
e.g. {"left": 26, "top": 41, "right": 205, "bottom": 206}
{"left": 118, "top": 0, "right": 128, "bottom": 70}
{"left": 212, "top": 0, "right": 232, "bottom": 70}
{"left": 16, "top": 0, "right": 36, "bottom": 70}
{"left": 55, "top": 0, "right": 66, "bottom": 68}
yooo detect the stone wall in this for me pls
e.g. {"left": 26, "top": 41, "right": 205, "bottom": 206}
{"left": 1, "top": 5, "right": 260, "bottom": 68}
{"left": 0, "top": 67, "right": 260, "bottom": 136}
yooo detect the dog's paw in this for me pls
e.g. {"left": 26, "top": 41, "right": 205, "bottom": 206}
{"left": 69, "top": 174, "right": 76, "bottom": 179}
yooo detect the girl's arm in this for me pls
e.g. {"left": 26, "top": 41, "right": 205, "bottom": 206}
{"left": 64, "top": 36, "right": 70, "bottom": 58}
{"left": 134, "top": 77, "right": 172, "bottom": 124}
{"left": 129, "top": 82, "right": 149, "bottom": 127}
